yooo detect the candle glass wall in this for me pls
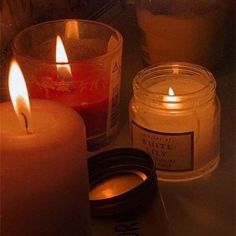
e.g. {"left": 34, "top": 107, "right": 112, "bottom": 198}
{"left": 13, "top": 19, "right": 123, "bottom": 151}
{"left": 129, "top": 63, "right": 220, "bottom": 181}
{"left": 135, "top": 0, "right": 227, "bottom": 68}
{"left": 0, "top": 0, "right": 33, "bottom": 101}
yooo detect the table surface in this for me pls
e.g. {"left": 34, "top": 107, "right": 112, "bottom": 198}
{"left": 95, "top": 3, "right": 236, "bottom": 236}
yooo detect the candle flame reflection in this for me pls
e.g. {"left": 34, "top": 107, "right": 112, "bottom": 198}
{"left": 65, "top": 20, "right": 79, "bottom": 39}
{"left": 8, "top": 59, "right": 31, "bottom": 133}
{"left": 172, "top": 65, "right": 179, "bottom": 74}
{"left": 56, "top": 35, "right": 72, "bottom": 79}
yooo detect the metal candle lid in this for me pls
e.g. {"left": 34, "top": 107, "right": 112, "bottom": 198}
{"left": 88, "top": 148, "right": 157, "bottom": 216}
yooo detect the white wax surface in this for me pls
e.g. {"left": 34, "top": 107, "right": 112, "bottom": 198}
{"left": 0, "top": 99, "right": 91, "bottom": 235}
{"left": 147, "top": 76, "right": 204, "bottom": 95}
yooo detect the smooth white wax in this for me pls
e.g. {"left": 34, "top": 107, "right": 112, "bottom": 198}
{"left": 0, "top": 99, "right": 91, "bottom": 235}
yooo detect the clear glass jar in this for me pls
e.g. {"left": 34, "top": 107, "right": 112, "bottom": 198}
{"left": 135, "top": 0, "right": 227, "bottom": 68}
{"left": 13, "top": 19, "right": 123, "bottom": 151}
{"left": 129, "top": 63, "right": 220, "bottom": 181}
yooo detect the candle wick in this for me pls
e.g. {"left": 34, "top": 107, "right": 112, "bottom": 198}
{"left": 20, "top": 112, "right": 32, "bottom": 134}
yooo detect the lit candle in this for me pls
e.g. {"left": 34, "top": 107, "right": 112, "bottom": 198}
{"left": 135, "top": 1, "right": 225, "bottom": 67}
{"left": 130, "top": 63, "right": 220, "bottom": 181}
{"left": 13, "top": 20, "right": 123, "bottom": 151}
{"left": 0, "top": 60, "right": 91, "bottom": 235}
{"left": 29, "top": 34, "right": 109, "bottom": 145}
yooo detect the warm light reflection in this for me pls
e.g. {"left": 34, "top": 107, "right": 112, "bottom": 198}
{"left": 8, "top": 59, "right": 31, "bottom": 133}
{"left": 101, "top": 188, "right": 114, "bottom": 198}
{"left": 65, "top": 20, "right": 79, "bottom": 39}
{"left": 56, "top": 35, "right": 72, "bottom": 79}
{"left": 107, "top": 35, "right": 117, "bottom": 51}
{"left": 173, "top": 65, "right": 179, "bottom": 74}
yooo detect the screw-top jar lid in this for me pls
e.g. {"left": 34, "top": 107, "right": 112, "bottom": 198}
{"left": 88, "top": 148, "right": 157, "bottom": 216}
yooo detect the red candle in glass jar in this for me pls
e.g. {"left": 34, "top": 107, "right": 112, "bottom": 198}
{"left": 29, "top": 36, "right": 109, "bottom": 139}
{"left": 29, "top": 63, "right": 109, "bottom": 138}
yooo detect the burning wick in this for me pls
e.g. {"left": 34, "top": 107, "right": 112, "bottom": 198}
{"left": 20, "top": 112, "right": 32, "bottom": 134}
{"left": 8, "top": 59, "right": 32, "bottom": 134}
{"left": 168, "top": 87, "right": 175, "bottom": 96}
{"left": 167, "top": 87, "right": 177, "bottom": 102}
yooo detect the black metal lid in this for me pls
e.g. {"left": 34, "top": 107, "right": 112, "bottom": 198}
{"left": 88, "top": 148, "right": 157, "bottom": 216}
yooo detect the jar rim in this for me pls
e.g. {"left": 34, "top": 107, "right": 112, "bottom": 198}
{"left": 12, "top": 19, "right": 123, "bottom": 65}
{"left": 133, "top": 62, "right": 216, "bottom": 109}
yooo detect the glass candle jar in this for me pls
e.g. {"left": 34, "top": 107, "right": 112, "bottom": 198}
{"left": 13, "top": 19, "right": 123, "bottom": 151}
{"left": 135, "top": 0, "right": 227, "bottom": 68}
{"left": 129, "top": 63, "right": 220, "bottom": 181}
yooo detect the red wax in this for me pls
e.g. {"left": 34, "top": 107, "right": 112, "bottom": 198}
{"left": 30, "top": 63, "right": 109, "bottom": 137}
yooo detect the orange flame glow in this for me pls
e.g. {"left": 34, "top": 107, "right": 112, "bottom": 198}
{"left": 8, "top": 59, "right": 31, "bottom": 133}
{"left": 65, "top": 20, "right": 79, "bottom": 39}
{"left": 168, "top": 87, "right": 175, "bottom": 96}
{"left": 56, "top": 35, "right": 72, "bottom": 79}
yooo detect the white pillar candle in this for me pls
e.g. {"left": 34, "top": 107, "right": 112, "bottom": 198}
{"left": 130, "top": 63, "right": 220, "bottom": 181}
{"left": 0, "top": 61, "right": 91, "bottom": 235}
{"left": 0, "top": 100, "right": 91, "bottom": 235}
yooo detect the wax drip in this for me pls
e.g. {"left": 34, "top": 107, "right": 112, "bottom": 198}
{"left": 20, "top": 112, "right": 32, "bottom": 134}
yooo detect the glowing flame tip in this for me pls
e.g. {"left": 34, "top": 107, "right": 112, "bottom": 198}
{"left": 168, "top": 87, "right": 175, "bottom": 96}
{"left": 56, "top": 35, "right": 72, "bottom": 78}
{"left": 8, "top": 59, "right": 31, "bottom": 133}
{"left": 8, "top": 60, "right": 30, "bottom": 113}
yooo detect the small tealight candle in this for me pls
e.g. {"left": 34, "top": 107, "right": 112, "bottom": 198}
{"left": 29, "top": 35, "right": 109, "bottom": 140}
{"left": 129, "top": 63, "right": 220, "bottom": 181}
{"left": 0, "top": 60, "right": 91, "bottom": 235}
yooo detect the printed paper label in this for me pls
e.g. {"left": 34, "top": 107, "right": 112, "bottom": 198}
{"left": 106, "top": 52, "right": 122, "bottom": 136}
{"left": 131, "top": 121, "right": 194, "bottom": 171}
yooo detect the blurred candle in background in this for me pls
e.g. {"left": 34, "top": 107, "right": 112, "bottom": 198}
{"left": 135, "top": 0, "right": 227, "bottom": 68}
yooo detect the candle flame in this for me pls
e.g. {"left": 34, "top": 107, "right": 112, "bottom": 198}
{"left": 168, "top": 87, "right": 175, "bottom": 96}
{"left": 165, "top": 87, "right": 177, "bottom": 105}
{"left": 56, "top": 35, "right": 72, "bottom": 79}
{"left": 8, "top": 59, "right": 31, "bottom": 133}
{"left": 65, "top": 20, "right": 79, "bottom": 39}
